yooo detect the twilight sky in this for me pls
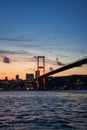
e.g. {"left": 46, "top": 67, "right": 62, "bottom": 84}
{"left": 0, "top": 0, "right": 87, "bottom": 79}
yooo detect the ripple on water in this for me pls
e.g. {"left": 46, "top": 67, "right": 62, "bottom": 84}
{"left": 0, "top": 90, "right": 87, "bottom": 130}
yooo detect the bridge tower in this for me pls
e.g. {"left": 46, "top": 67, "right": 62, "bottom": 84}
{"left": 36, "top": 56, "right": 45, "bottom": 89}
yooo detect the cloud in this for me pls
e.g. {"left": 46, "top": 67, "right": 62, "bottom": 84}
{"left": 0, "top": 36, "right": 35, "bottom": 42}
{"left": 56, "top": 61, "right": 65, "bottom": 66}
{"left": 49, "top": 67, "right": 54, "bottom": 71}
{"left": 3, "top": 56, "right": 10, "bottom": 63}
{"left": 56, "top": 58, "right": 65, "bottom": 66}
{"left": 0, "top": 49, "right": 37, "bottom": 63}
{"left": 45, "top": 57, "right": 66, "bottom": 66}
{"left": 44, "top": 45, "right": 87, "bottom": 57}
{"left": 0, "top": 49, "right": 34, "bottom": 56}
{"left": 0, "top": 49, "right": 66, "bottom": 65}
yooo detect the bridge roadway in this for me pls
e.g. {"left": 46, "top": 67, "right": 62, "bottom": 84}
{"left": 37, "top": 56, "right": 87, "bottom": 79}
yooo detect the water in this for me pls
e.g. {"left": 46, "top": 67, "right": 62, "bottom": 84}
{"left": 0, "top": 90, "right": 87, "bottom": 130}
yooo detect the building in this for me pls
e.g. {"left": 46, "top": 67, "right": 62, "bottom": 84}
{"left": 26, "top": 73, "right": 29, "bottom": 80}
{"left": 5, "top": 76, "right": 8, "bottom": 81}
{"left": 16, "top": 75, "right": 19, "bottom": 81}
{"left": 26, "top": 73, "right": 34, "bottom": 80}
{"left": 28, "top": 73, "right": 34, "bottom": 80}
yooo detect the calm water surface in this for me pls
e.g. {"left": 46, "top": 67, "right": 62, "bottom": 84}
{"left": 0, "top": 90, "right": 87, "bottom": 130}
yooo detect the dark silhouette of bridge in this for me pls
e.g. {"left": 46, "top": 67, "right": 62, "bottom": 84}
{"left": 37, "top": 56, "right": 87, "bottom": 79}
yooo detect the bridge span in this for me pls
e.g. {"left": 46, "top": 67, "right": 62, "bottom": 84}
{"left": 37, "top": 56, "right": 87, "bottom": 79}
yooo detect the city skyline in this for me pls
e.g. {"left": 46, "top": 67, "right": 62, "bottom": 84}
{"left": 0, "top": 0, "right": 87, "bottom": 79}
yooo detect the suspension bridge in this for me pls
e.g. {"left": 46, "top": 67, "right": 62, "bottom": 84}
{"left": 38, "top": 56, "right": 87, "bottom": 78}
{"left": 35, "top": 56, "right": 87, "bottom": 89}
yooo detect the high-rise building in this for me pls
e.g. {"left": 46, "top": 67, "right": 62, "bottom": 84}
{"left": 26, "top": 73, "right": 34, "bottom": 80}
{"left": 26, "top": 73, "right": 29, "bottom": 80}
{"left": 16, "top": 74, "right": 19, "bottom": 81}
{"left": 5, "top": 76, "right": 8, "bottom": 81}
{"left": 28, "top": 73, "right": 34, "bottom": 80}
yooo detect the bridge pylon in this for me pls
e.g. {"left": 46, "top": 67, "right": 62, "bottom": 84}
{"left": 36, "top": 56, "right": 45, "bottom": 89}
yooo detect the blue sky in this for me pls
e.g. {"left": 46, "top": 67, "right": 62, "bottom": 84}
{"left": 0, "top": 0, "right": 87, "bottom": 78}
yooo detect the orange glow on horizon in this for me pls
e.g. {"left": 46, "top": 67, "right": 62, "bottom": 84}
{"left": 0, "top": 61, "right": 87, "bottom": 80}
{"left": 0, "top": 62, "right": 36, "bottom": 80}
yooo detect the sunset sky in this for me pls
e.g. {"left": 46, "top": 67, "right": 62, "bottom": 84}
{"left": 0, "top": 0, "right": 87, "bottom": 80}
